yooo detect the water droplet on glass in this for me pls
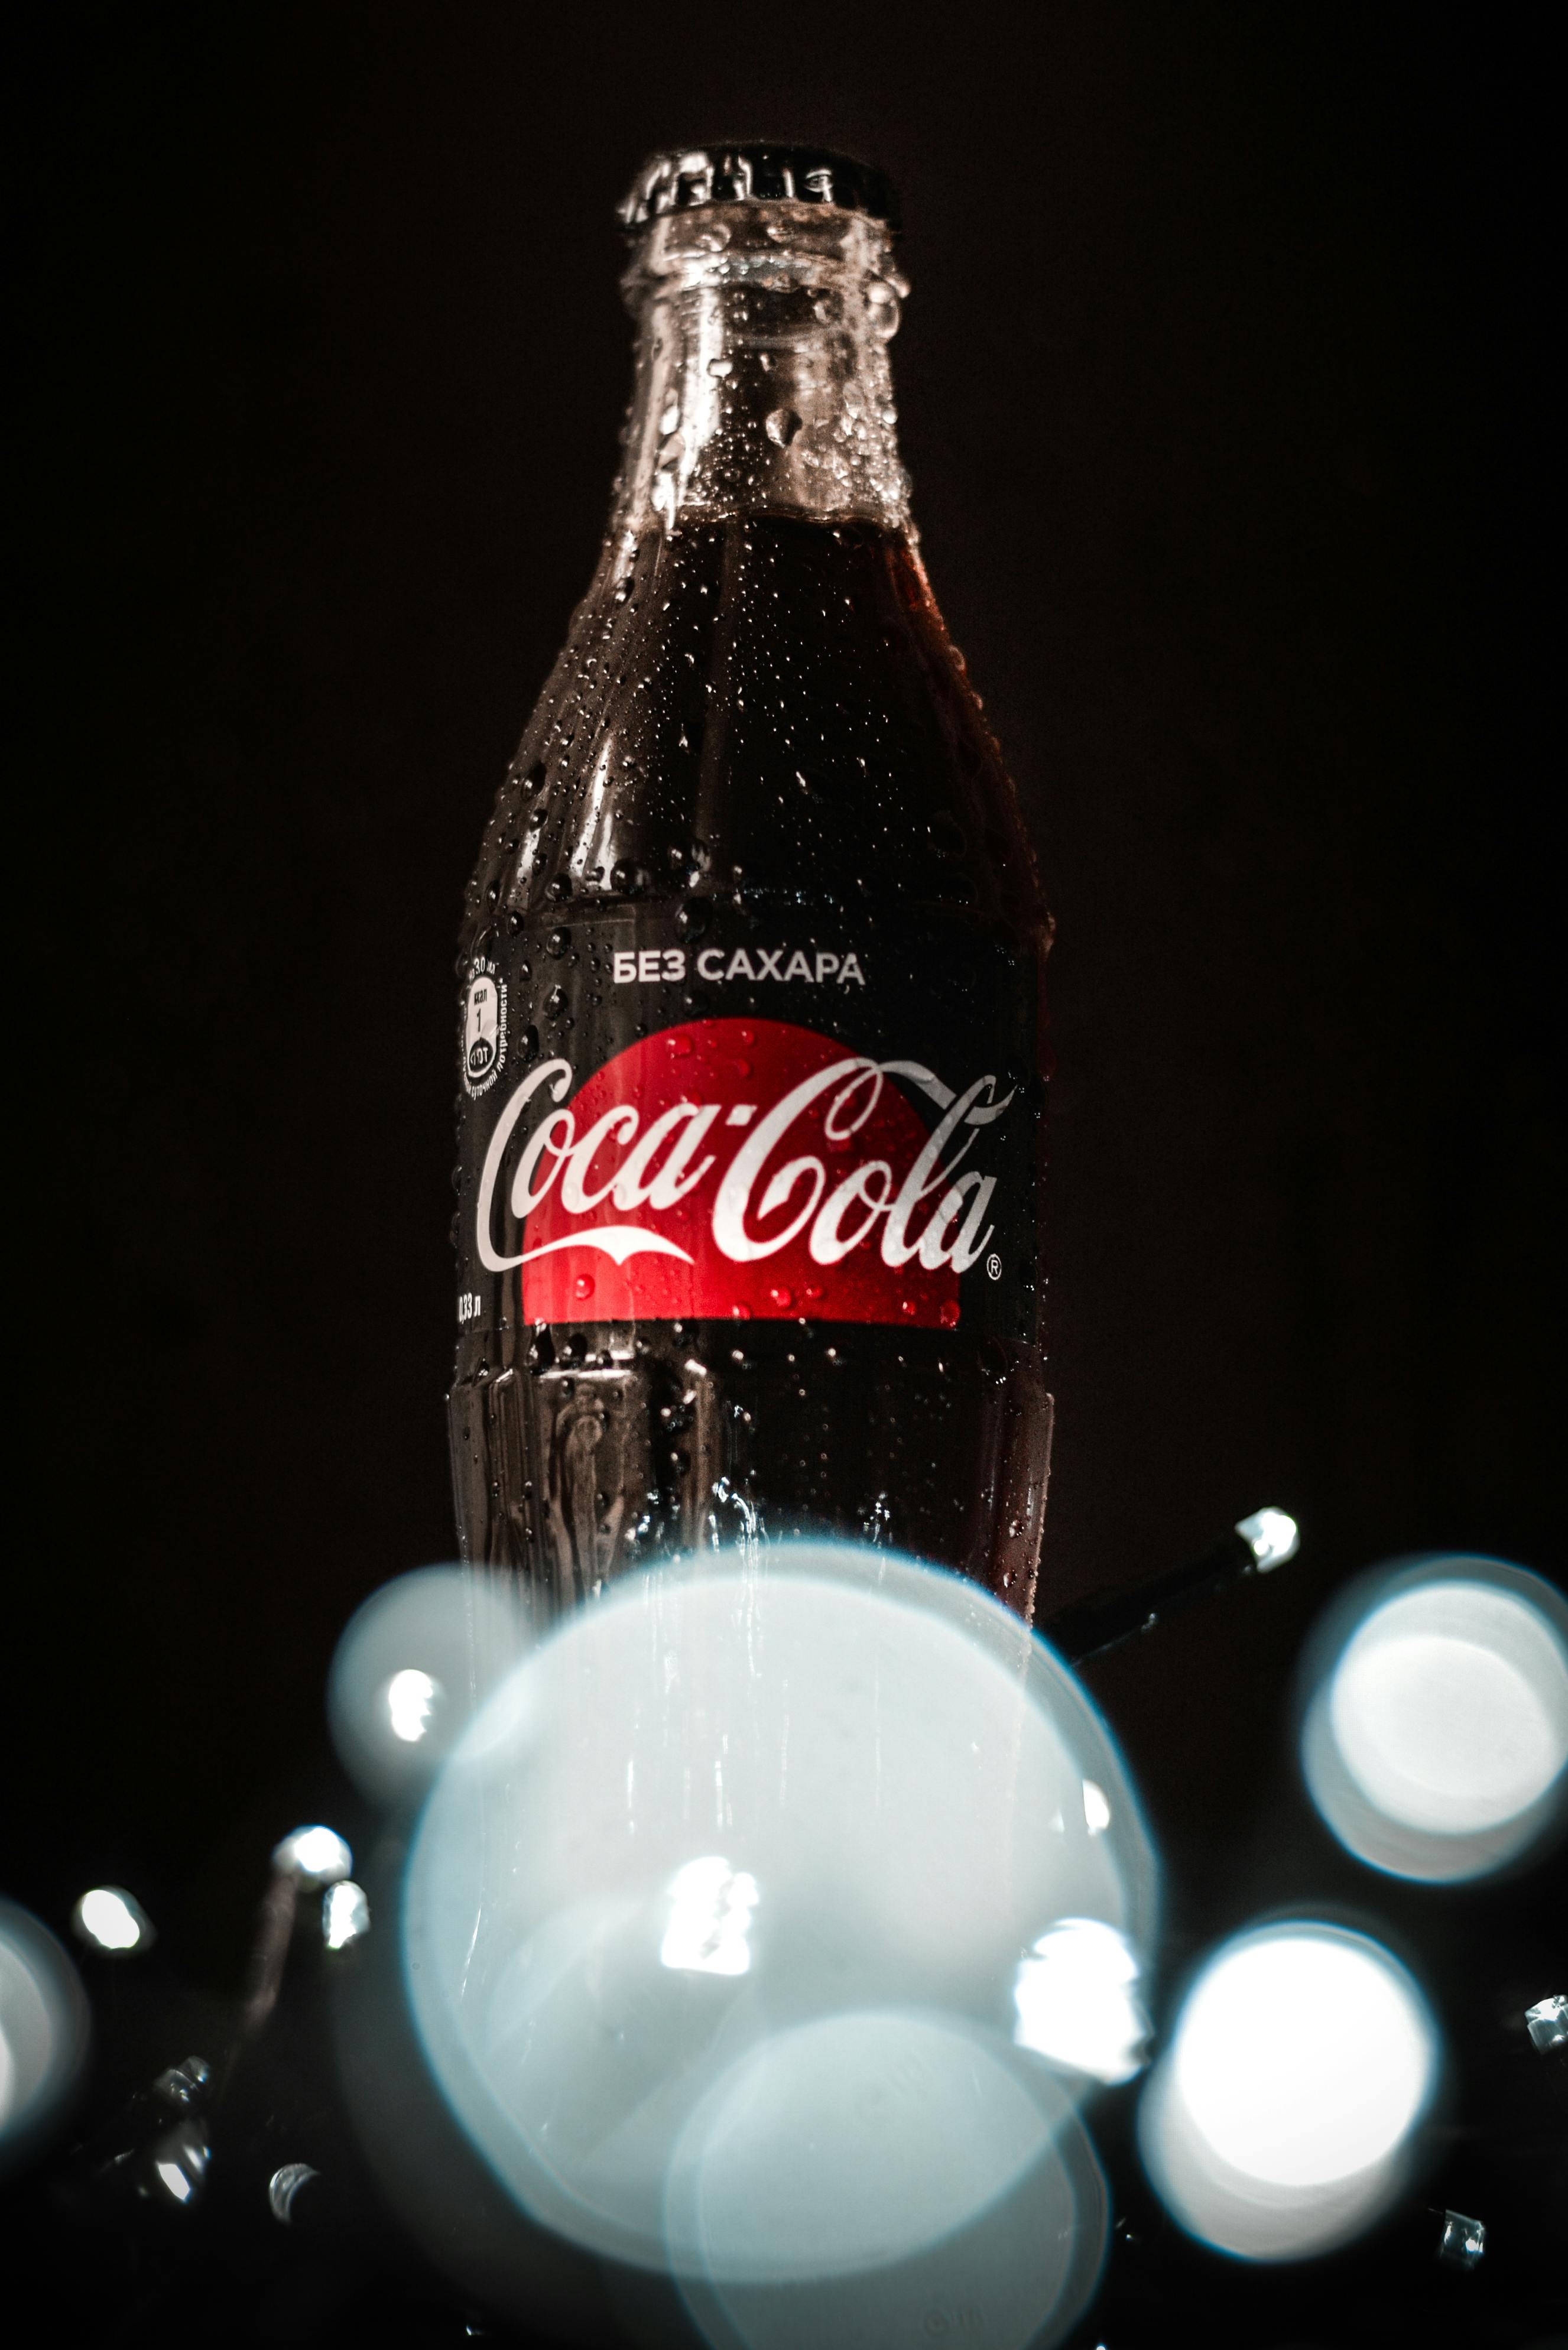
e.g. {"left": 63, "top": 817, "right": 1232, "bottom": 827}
{"left": 939, "top": 1300, "right": 960, "bottom": 1328}
{"left": 573, "top": 1274, "right": 595, "bottom": 1301}
{"left": 765, "top": 408, "right": 803, "bottom": 447}
{"left": 659, "top": 402, "right": 681, "bottom": 435}
{"left": 706, "top": 356, "right": 733, "bottom": 378}
{"left": 731, "top": 1303, "right": 752, "bottom": 1321}
{"left": 770, "top": 1287, "right": 794, "bottom": 1310}
{"left": 866, "top": 280, "right": 901, "bottom": 339}
{"left": 668, "top": 1034, "right": 693, "bottom": 1059}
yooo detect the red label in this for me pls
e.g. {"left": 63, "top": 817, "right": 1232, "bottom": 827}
{"left": 473, "top": 1017, "right": 1015, "bottom": 1328}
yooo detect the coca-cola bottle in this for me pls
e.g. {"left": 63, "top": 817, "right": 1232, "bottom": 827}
{"left": 449, "top": 146, "right": 1052, "bottom": 1617}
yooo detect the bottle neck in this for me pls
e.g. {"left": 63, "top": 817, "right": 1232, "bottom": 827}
{"left": 613, "top": 203, "right": 911, "bottom": 541}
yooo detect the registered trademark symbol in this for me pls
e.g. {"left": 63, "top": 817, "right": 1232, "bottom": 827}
{"left": 985, "top": 1252, "right": 1003, "bottom": 1283}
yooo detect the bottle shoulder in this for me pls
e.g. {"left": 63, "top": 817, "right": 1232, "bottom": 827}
{"left": 460, "top": 519, "right": 1047, "bottom": 953}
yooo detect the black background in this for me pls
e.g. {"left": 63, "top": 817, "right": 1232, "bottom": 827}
{"left": 8, "top": 2, "right": 1563, "bottom": 2339}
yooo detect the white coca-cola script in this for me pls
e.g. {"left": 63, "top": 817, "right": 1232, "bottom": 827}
{"left": 470, "top": 1017, "right": 1015, "bottom": 1329}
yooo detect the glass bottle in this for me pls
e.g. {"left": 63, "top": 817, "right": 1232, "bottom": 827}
{"left": 449, "top": 146, "right": 1053, "bottom": 1616}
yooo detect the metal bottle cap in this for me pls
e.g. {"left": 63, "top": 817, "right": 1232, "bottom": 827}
{"left": 620, "top": 144, "right": 900, "bottom": 233}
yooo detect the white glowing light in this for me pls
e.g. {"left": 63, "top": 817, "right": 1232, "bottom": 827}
{"left": 72, "top": 1887, "right": 149, "bottom": 1955}
{"left": 660, "top": 1856, "right": 758, "bottom": 1977}
{"left": 329, "top": 1565, "right": 532, "bottom": 1807}
{"left": 0, "top": 1904, "right": 89, "bottom": 2158}
{"left": 1330, "top": 1585, "right": 1568, "bottom": 1832}
{"left": 387, "top": 1668, "right": 439, "bottom": 1744}
{"left": 1235, "top": 1508, "right": 1299, "bottom": 1573}
{"left": 1013, "top": 1917, "right": 1148, "bottom": 2084}
{"left": 665, "top": 2014, "right": 1111, "bottom": 2350}
{"left": 1082, "top": 1779, "right": 1111, "bottom": 1835}
{"left": 396, "top": 1541, "right": 1156, "bottom": 2281}
{"left": 322, "top": 1881, "right": 371, "bottom": 1952}
{"left": 1175, "top": 1931, "right": 1430, "bottom": 2185}
{"left": 1140, "top": 1921, "right": 1438, "bottom": 2260}
{"left": 1302, "top": 1559, "right": 1568, "bottom": 1882}
{"left": 682, "top": 2014, "right": 1044, "bottom": 2275}
{"left": 150, "top": 2127, "right": 207, "bottom": 2206}
{"left": 272, "top": 1826, "right": 353, "bottom": 1884}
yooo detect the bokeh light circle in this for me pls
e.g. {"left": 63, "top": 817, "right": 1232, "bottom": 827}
{"left": 329, "top": 1564, "right": 534, "bottom": 1807}
{"left": 400, "top": 1540, "right": 1155, "bottom": 2290}
{"left": 71, "top": 1885, "right": 152, "bottom": 1956}
{"left": 1140, "top": 1921, "right": 1439, "bottom": 2261}
{"left": 0, "top": 1901, "right": 90, "bottom": 2173}
{"left": 668, "top": 2012, "right": 1108, "bottom": 2350}
{"left": 1301, "top": 1556, "right": 1568, "bottom": 1882}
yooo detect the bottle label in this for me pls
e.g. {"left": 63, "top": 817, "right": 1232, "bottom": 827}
{"left": 460, "top": 957, "right": 509, "bottom": 1096}
{"left": 457, "top": 910, "right": 1040, "bottom": 1340}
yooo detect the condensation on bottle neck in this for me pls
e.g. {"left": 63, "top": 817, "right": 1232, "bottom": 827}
{"left": 613, "top": 202, "right": 912, "bottom": 541}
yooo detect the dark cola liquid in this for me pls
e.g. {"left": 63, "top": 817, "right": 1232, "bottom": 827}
{"left": 450, "top": 517, "right": 1052, "bottom": 1615}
